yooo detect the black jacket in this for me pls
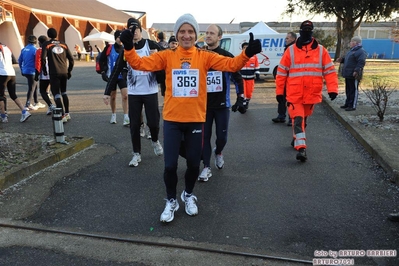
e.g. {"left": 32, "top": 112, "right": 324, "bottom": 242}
{"left": 206, "top": 46, "right": 244, "bottom": 109}
{"left": 41, "top": 39, "right": 74, "bottom": 75}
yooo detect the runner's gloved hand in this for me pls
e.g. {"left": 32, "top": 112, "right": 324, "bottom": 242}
{"left": 245, "top": 33, "right": 262, "bottom": 58}
{"left": 67, "top": 72, "right": 72, "bottom": 80}
{"left": 236, "top": 97, "right": 246, "bottom": 114}
{"left": 42, "top": 69, "right": 48, "bottom": 76}
{"left": 232, "top": 96, "right": 246, "bottom": 114}
{"left": 328, "top": 92, "right": 338, "bottom": 101}
{"left": 120, "top": 29, "right": 134, "bottom": 51}
{"left": 101, "top": 72, "right": 109, "bottom": 82}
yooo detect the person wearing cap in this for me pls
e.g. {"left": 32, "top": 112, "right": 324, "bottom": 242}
{"left": 105, "top": 17, "right": 165, "bottom": 168}
{"left": 18, "top": 35, "right": 46, "bottom": 111}
{"left": 168, "top": 35, "right": 178, "bottom": 50}
{"left": 240, "top": 41, "right": 260, "bottom": 110}
{"left": 119, "top": 13, "right": 261, "bottom": 223}
{"left": 158, "top": 35, "right": 178, "bottom": 98}
{"left": 34, "top": 35, "right": 55, "bottom": 115}
{"left": 101, "top": 30, "right": 129, "bottom": 126}
{"left": 157, "top": 36, "right": 179, "bottom": 98}
{"left": 0, "top": 42, "right": 32, "bottom": 123}
{"left": 41, "top": 27, "right": 74, "bottom": 123}
{"left": 336, "top": 36, "right": 367, "bottom": 111}
{"left": 272, "top": 31, "right": 297, "bottom": 125}
{"left": 276, "top": 20, "right": 338, "bottom": 162}
{"left": 197, "top": 24, "right": 245, "bottom": 182}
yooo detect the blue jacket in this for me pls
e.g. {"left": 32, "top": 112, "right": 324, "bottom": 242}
{"left": 341, "top": 45, "right": 367, "bottom": 79}
{"left": 18, "top": 43, "right": 37, "bottom": 75}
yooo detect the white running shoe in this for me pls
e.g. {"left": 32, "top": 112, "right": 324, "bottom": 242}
{"left": 160, "top": 199, "right": 179, "bottom": 223}
{"left": 123, "top": 116, "right": 130, "bottom": 127}
{"left": 34, "top": 102, "right": 46, "bottom": 109}
{"left": 214, "top": 148, "right": 224, "bottom": 169}
{"left": 62, "top": 113, "right": 71, "bottom": 123}
{"left": 180, "top": 191, "right": 198, "bottom": 216}
{"left": 1, "top": 116, "right": 8, "bottom": 123}
{"left": 152, "top": 140, "right": 163, "bottom": 156}
{"left": 20, "top": 111, "right": 31, "bottom": 122}
{"left": 46, "top": 105, "right": 55, "bottom": 115}
{"left": 198, "top": 167, "right": 212, "bottom": 182}
{"left": 128, "top": 152, "right": 141, "bottom": 167}
{"left": 110, "top": 114, "right": 117, "bottom": 124}
{"left": 27, "top": 104, "right": 38, "bottom": 111}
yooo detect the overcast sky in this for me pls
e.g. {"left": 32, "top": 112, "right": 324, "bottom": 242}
{"left": 97, "top": 0, "right": 331, "bottom": 27}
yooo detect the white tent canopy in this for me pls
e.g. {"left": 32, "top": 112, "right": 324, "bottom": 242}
{"left": 242, "top": 21, "right": 279, "bottom": 35}
{"left": 82, "top": 31, "right": 115, "bottom": 43}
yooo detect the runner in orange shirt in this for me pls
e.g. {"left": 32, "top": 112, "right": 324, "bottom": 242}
{"left": 119, "top": 13, "right": 261, "bottom": 223}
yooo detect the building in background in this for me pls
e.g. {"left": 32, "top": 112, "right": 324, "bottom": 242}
{"left": 2, "top": 0, "right": 397, "bottom": 60}
{"left": 0, "top": 0, "right": 147, "bottom": 58}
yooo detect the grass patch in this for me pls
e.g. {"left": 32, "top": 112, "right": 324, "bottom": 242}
{"left": 338, "top": 61, "right": 399, "bottom": 89}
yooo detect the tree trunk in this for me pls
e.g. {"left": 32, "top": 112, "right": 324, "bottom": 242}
{"left": 341, "top": 18, "right": 358, "bottom": 55}
{"left": 335, "top": 17, "right": 342, "bottom": 60}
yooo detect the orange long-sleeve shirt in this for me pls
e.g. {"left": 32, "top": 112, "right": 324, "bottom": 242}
{"left": 124, "top": 46, "right": 249, "bottom": 123}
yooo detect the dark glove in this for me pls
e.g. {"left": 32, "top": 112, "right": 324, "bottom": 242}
{"left": 232, "top": 96, "right": 246, "bottom": 114}
{"left": 42, "top": 70, "right": 48, "bottom": 76}
{"left": 34, "top": 73, "right": 39, "bottom": 81}
{"left": 244, "top": 32, "right": 262, "bottom": 58}
{"left": 238, "top": 105, "right": 246, "bottom": 114}
{"left": 120, "top": 29, "right": 134, "bottom": 51}
{"left": 101, "top": 72, "right": 109, "bottom": 82}
{"left": 276, "top": 95, "right": 284, "bottom": 102}
{"left": 236, "top": 97, "right": 246, "bottom": 114}
{"left": 67, "top": 72, "right": 72, "bottom": 80}
{"left": 231, "top": 103, "right": 238, "bottom": 112}
{"left": 328, "top": 92, "right": 338, "bottom": 101}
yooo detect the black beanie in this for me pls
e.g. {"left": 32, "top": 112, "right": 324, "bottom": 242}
{"left": 47, "top": 28, "right": 57, "bottom": 39}
{"left": 38, "top": 35, "right": 48, "bottom": 45}
{"left": 114, "top": 30, "right": 121, "bottom": 40}
{"left": 127, "top": 18, "right": 142, "bottom": 32}
{"left": 168, "top": 35, "right": 177, "bottom": 44}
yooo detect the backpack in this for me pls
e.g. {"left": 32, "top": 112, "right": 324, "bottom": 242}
{"left": 95, "top": 44, "right": 112, "bottom": 74}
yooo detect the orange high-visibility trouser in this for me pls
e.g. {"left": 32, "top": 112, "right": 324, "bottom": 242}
{"left": 288, "top": 103, "right": 314, "bottom": 150}
{"left": 243, "top": 79, "right": 255, "bottom": 99}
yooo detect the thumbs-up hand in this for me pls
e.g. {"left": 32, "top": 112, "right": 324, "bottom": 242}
{"left": 244, "top": 32, "right": 261, "bottom": 58}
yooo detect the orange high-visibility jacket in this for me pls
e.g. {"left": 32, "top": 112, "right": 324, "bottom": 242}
{"left": 275, "top": 39, "right": 338, "bottom": 104}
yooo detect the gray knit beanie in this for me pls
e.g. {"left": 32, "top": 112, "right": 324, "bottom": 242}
{"left": 174, "top": 13, "right": 199, "bottom": 39}
{"left": 351, "top": 36, "right": 362, "bottom": 44}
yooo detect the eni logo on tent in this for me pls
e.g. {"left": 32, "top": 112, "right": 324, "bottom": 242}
{"left": 261, "top": 38, "right": 285, "bottom": 48}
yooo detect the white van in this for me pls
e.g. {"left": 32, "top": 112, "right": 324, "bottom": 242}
{"left": 220, "top": 32, "right": 287, "bottom": 79}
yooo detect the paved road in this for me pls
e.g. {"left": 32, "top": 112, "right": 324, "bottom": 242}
{"left": 0, "top": 61, "right": 398, "bottom": 265}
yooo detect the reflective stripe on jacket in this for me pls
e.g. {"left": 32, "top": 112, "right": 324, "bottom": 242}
{"left": 275, "top": 39, "right": 338, "bottom": 104}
